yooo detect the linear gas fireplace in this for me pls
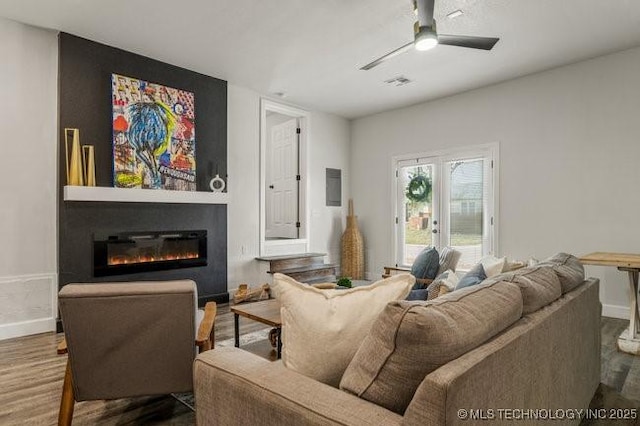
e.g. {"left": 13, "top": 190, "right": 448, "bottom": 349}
{"left": 93, "top": 230, "right": 207, "bottom": 277}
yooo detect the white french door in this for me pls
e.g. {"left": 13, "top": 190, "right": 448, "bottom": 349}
{"left": 396, "top": 159, "right": 440, "bottom": 266}
{"left": 395, "top": 145, "right": 497, "bottom": 270}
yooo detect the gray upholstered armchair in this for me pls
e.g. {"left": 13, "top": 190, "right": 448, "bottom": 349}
{"left": 56, "top": 280, "right": 216, "bottom": 425}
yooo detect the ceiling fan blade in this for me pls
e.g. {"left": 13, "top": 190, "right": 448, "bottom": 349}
{"left": 438, "top": 34, "right": 499, "bottom": 50}
{"left": 416, "top": 0, "right": 435, "bottom": 27}
{"left": 360, "top": 41, "right": 414, "bottom": 70}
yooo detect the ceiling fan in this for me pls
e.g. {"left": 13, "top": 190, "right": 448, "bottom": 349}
{"left": 360, "top": 0, "right": 499, "bottom": 70}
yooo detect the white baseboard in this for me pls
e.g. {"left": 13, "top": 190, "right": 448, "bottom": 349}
{"left": 0, "top": 273, "right": 57, "bottom": 341}
{"left": 0, "top": 317, "right": 56, "bottom": 341}
{"left": 602, "top": 303, "right": 629, "bottom": 320}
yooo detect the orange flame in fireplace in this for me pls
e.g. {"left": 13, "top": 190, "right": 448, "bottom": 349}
{"left": 108, "top": 252, "right": 199, "bottom": 266}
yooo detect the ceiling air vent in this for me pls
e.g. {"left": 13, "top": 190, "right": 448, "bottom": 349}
{"left": 384, "top": 76, "right": 412, "bottom": 87}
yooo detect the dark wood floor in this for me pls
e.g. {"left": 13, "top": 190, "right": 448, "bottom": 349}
{"left": 600, "top": 318, "right": 640, "bottom": 399}
{"left": 0, "top": 312, "right": 637, "bottom": 425}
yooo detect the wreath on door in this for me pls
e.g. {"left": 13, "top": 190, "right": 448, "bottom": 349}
{"left": 405, "top": 174, "right": 432, "bottom": 203}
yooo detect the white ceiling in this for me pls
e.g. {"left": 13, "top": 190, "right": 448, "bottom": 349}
{"left": 1, "top": 0, "right": 640, "bottom": 119}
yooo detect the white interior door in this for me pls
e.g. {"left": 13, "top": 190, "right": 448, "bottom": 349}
{"left": 266, "top": 118, "right": 299, "bottom": 239}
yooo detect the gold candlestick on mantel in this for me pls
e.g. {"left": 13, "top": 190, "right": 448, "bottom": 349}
{"left": 83, "top": 145, "right": 96, "bottom": 187}
{"left": 64, "top": 128, "right": 84, "bottom": 186}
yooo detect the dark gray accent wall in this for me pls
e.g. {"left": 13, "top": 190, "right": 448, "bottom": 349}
{"left": 58, "top": 33, "right": 228, "bottom": 304}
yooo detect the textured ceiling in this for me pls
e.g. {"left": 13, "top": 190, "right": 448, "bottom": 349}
{"left": 1, "top": 0, "right": 640, "bottom": 118}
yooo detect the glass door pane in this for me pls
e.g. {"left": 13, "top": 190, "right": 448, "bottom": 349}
{"left": 445, "top": 158, "right": 485, "bottom": 269}
{"left": 398, "top": 163, "right": 437, "bottom": 266}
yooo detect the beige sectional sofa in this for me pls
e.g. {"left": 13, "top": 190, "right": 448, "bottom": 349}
{"left": 194, "top": 259, "right": 601, "bottom": 425}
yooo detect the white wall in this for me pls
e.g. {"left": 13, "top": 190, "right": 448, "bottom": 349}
{"left": 307, "top": 110, "right": 351, "bottom": 265}
{"left": 0, "top": 18, "right": 58, "bottom": 339}
{"left": 350, "top": 46, "right": 640, "bottom": 318}
{"left": 227, "top": 86, "right": 350, "bottom": 290}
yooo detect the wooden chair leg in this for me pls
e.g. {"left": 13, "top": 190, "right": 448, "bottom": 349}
{"left": 58, "top": 359, "right": 75, "bottom": 426}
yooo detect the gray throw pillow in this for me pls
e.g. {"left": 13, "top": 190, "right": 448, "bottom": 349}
{"left": 455, "top": 262, "right": 487, "bottom": 290}
{"left": 410, "top": 247, "right": 439, "bottom": 287}
{"left": 437, "top": 247, "right": 462, "bottom": 275}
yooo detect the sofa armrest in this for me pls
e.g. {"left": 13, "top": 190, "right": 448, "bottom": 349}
{"left": 194, "top": 347, "right": 402, "bottom": 426}
{"left": 402, "top": 279, "right": 601, "bottom": 426}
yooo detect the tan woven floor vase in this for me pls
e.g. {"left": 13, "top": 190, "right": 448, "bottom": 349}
{"left": 341, "top": 199, "right": 364, "bottom": 279}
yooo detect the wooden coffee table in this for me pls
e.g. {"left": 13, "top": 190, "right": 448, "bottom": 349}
{"left": 230, "top": 299, "right": 282, "bottom": 358}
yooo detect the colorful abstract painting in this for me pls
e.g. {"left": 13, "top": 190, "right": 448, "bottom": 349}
{"left": 111, "top": 73, "right": 196, "bottom": 191}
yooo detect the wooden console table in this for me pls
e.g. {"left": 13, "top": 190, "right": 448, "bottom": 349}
{"left": 580, "top": 252, "right": 640, "bottom": 355}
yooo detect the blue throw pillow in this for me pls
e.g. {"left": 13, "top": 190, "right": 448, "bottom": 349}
{"left": 455, "top": 262, "right": 487, "bottom": 290}
{"left": 410, "top": 247, "right": 440, "bottom": 288}
{"left": 405, "top": 288, "right": 429, "bottom": 301}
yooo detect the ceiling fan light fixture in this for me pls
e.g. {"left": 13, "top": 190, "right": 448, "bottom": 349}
{"left": 415, "top": 30, "right": 438, "bottom": 51}
{"left": 358, "top": 0, "right": 498, "bottom": 71}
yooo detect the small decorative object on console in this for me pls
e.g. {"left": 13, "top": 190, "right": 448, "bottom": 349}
{"left": 233, "top": 283, "right": 270, "bottom": 304}
{"left": 336, "top": 277, "right": 352, "bottom": 288}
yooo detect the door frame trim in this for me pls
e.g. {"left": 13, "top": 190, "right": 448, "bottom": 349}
{"left": 390, "top": 142, "right": 500, "bottom": 267}
{"left": 259, "top": 99, "right": 310, "bottom": 256}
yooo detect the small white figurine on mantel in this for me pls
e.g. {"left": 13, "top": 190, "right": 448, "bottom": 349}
{"left": 209, "top": 174, "right": 226, "bottom": 192}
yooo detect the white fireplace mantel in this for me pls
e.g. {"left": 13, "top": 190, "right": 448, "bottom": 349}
{"left": 63, "top": 186, "right": 228, "bottom": 204}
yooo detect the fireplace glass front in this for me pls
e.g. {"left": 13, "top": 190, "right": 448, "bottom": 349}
{"left": 93, "top": 230, "right": 207, "bottom": 277}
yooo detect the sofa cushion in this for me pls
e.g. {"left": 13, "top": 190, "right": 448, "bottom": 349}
{"left": 537, "top": 252, "right": 585, "bottom": 294}
{"left": 410, "top": 247, "right": 440, "bottom": 285}
{"left": 339, "top": 280, "right": 523, "bottom": 414}
{"left": 455, "top": 262, "right": 487, "bottom": 290}
{"left": 272, "top": 273, "right": 413, "bottom": 388}
{"left": 484, "top": 266, "right": 562, "bottom": 314}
